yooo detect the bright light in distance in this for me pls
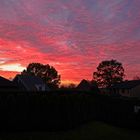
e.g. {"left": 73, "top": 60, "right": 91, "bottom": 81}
{"left": 0, "top": 63, "right": 25, "bottom": 72}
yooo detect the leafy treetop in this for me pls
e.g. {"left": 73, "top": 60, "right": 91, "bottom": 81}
{"left": 22, "top": 63, "right": 61, "bottom": 89}
{"left": 93, "top": 60, "right": 125, "bottom": 88}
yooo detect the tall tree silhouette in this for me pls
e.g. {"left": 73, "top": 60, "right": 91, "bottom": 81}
{"left": 22, "top": 63, "right": 61, "bottom": 88}
{"left": 93, "top": 60, "right": 125, "bottom": 88}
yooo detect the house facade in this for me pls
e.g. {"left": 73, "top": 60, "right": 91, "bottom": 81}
{"left": 13, "top": 75, "right": 50, "bottom": 92}
{"left": 110, "top": 80, "right": 140, "bottom": 98}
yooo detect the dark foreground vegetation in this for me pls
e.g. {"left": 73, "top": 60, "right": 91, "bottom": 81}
{"left": 0, "top": 91, "right": 140, "bottom": 131}
{"left": 1, "top": 121, "right": 140, "bottom": 140}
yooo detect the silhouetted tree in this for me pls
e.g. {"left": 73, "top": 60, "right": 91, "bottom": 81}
{"left": 22, "top": 63, "right": 61, "bottom": 89}
{"left": 93, "top": 60, "right": 125, "bottom": 88}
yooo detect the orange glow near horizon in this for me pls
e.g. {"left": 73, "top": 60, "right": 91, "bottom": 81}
{"left": 0, "top": 70, "right": 79, "bottom": 85}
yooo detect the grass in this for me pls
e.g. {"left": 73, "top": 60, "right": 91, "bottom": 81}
{"left": 0, "top": 121, "right": 140, "bottom": 140}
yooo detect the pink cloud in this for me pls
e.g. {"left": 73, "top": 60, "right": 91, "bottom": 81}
{"left": 0, "top": 0, "right": 140, "bottom": 84}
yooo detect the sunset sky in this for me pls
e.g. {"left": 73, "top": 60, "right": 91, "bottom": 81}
{"left": 0, "top": 0, "right": 140, "bottom": 84}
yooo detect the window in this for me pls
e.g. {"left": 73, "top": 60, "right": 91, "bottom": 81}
{"left": 35, "top": 84, "right": 46, "bottom": 91}
{"left": 35, "top": 85, "right": 42, "bottom": 91}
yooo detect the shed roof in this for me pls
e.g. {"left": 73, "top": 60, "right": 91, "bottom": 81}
{"left": 0, "top": 76, "right": 16, "bottom": 87}
{"left": 111, "top": 80, "right": 140, "bottom": 89}
{"left": 77, "top": 79, "right": 91, "bottom": 89}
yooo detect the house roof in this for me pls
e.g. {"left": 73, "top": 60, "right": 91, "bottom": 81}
{"left": 111, "top": 80, "right": 140, "bottom": 89}
{"left": 0, "top": 76, "right": 16, "bottom": 87}
{"left": 14, "top": 75, "right": 48, "bottom": 90}
{"left": 77, "top": 79, "right": 91, "bottom": 90}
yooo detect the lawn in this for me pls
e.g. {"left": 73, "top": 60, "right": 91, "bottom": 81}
{"left": 0, "top": 121, "right": 140, "bottom": 140}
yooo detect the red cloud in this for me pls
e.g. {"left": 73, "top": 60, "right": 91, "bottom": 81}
{"left": 0, "top": 0, "right": 140, "bottom": 84}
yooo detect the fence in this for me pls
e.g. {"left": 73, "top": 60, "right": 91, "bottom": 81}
{"left": 0, "top": 91, "right": 139, "bottom": 131}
